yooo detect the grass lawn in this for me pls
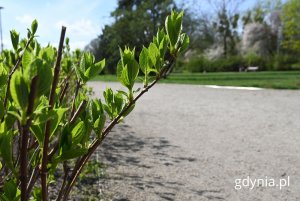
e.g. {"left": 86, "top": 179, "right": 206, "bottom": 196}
{"left": 92, "top": 71, "right": 300, "bottom": 89}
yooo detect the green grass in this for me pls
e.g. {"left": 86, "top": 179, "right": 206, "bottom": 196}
{"left": 92, "top": 71, "right": 300, "bottom": 89}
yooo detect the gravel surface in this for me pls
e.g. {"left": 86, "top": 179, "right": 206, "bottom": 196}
{"left": 87, "top": 81, "right": 300, "bottom": 201}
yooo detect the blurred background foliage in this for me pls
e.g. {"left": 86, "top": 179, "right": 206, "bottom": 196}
{"left": 85, "top": 0, "right": 300, "bottom": 74}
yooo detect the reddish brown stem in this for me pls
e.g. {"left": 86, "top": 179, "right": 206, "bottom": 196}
{"left": 20, "top": 75, "right": 38, "bottom": 201}
{"left": 41, "top": 26, "right": 66, "bottom": 201}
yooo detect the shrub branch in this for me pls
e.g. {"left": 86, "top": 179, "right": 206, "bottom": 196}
{"left": 61, "top": 56, "right": 175, "bottom": 200}
{"left": 20, "top": 75, "right": 38, "bottom": 201}
{"left": 41, "top": 26, "right": 66, "bottom": 201}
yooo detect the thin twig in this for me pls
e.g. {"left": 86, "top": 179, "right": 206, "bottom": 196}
{"left": 47, "top": 143, "right": 59, "bottom": 162}
{"left": 69, "top": 100, "right": 87, "bottom": 124}
{"left": 56, "top": 162, "right": 69, "bottom": 201}
{"left": 59, "top": 68, "right": 75, "bottom": 88}
{"left": 27, "top": 140, "right": 38, "bottom": 151}
{"left": 70, "top": 80, "right": 81, "bottom": 119}
{"left": 26, "top": 166, "right": 40, "bottom": 199}
{"left": 41, "top": 26, "right": 66, "bottom": 201}
{"left": 59, "top": 81, "right": 69, "bottom": 104}
{"left": 14, "top": 123, "right": 22, "bottom": 168}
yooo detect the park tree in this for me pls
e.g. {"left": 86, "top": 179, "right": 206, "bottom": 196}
{"left": 182, "top": 10, "right": 216, "bottom": 52}
{"left": 241, "top": 0, "right": 284, "bottom": 56}
{"left": 281, "top": 0, "right": 300, "bottom": 54}
{"left": 86, "top": 0, "right": 176, "bottom": 73}
{"left": 176, "top": 0, "right": 216, "bottom": 52}
{"left": 241, "top": 4, "right": 270, "bottom": 56}
{"left": 241, "top": 22, "right": 271, "bottom": 56}
{"left": 241, "top": 7, "right": 265, "bottom": 27}
{"left": 205, "top": 0, "right": 242, "bottom": 56}
{"left": 258, "top": 0, "right": 283, "bottom": 54}
{"left": 214, "top": 8, "right": 239, "bottom": 56}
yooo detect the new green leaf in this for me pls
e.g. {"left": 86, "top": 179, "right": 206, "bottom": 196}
{"left": 0, "top": 129, "right": 15, "bottom": 174}
{"left": 10, "top": 71, "right": 29, "bottom": 111}
{"left": 31, "top": 19, "right": 38, "bottom": 35}
{"left": 165, "top": 11, "right": 184, "bottom": 52}
{"left": 56, "top": 147, "right": 88, "bottom": 162}
{"left": 117, "top": 47, "right": 139, "bottom": 91}
{"left": 0, "top": 63, "right": 7, "bottom": 87}
{"left": 179, "top": 33, "right": 190, "bottom": 52}
{"left": 2, "top": 180, "right": 18, "bottom": 201}
{"left": 139, "top": 47, "right": 149, "bottom": 75}
{"left": 94, "top": 116, "right": 106, "bottom": 138}
{"left": 71, "top": 121, "right": 86, "bottom": 145}
{"left": 22, "top": 50, "right": 33, "bottom": 70}
{"left": 84, "top": 59, "right": 105, "bottom": 80}
{"left": 10, "top": 30, "right": 19, "bottom": 51}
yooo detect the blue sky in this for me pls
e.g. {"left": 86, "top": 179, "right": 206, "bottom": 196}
{"left": 0, "top": 0, "right": 268, "bottom": 50}
{"left": 0, "top": 0, "right": 116, "bottom": 50}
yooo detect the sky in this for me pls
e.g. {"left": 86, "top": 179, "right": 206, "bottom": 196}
{"left": 0, "top": 0, "right": 269, "bottom": 50}
{"left": 0, "top": 0, "right": 117, "bottom": 50}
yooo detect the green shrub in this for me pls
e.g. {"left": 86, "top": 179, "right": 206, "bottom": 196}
{"left": 174, "top": 57, "right": 185, "bottom": 73}
{"left": 272, "top": 54, "right": 298, "bottom": 70}
{"left": 244, "top": 52, "right": 267, "bottom": 70}
{"left": 0, "top": 11, "right": 188, "bottom": 201}
{"left": 185, "top": 55, "right": 210, "bottom": 72}
{"left": 291, "top": 62, "right": 300, "bottom": 70}
{"left": 184, "top": 55, "right": 246, "bottom": 72}
{"left": 182, "top": 52, "right": 300, "bottom": 72}
{"left": 209, "top": 55, "right": 245, "bottom": 72}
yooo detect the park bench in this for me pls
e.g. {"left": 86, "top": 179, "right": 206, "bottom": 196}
{"left": 245, "top": 66, "right": 259, "bottom": 72}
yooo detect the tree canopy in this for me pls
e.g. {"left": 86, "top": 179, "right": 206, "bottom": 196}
{"left": 86, "top": 0, "right": 175, "bottom": 73}
{"left": 281, "top": 0, "right": 300, "bottom": 54}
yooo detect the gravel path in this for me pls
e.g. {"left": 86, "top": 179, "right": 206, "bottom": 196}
{"left": 87, "top": 82, "right": 300, "bottom": 201}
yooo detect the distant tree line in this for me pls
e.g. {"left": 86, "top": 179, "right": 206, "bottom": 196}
{"left": 86, "top": 0, "right": 300, "bottom": 73}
